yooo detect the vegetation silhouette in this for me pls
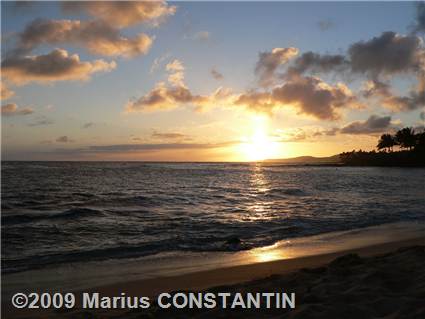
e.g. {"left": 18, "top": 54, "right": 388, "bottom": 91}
{"left": 339, "top": 127, "right": 425, "bottom": 166}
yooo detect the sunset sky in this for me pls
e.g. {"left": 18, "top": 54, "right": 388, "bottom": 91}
{"left": 1, "top": 1, "right": 424, "bottom": 161}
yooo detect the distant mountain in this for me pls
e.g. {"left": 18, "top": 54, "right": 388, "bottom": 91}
{"left": 264, "top": 155, "right": 341, "bottom": 164}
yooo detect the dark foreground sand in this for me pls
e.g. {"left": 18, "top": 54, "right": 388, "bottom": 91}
{"left": 6, "top": 238, "right": 424, "bottom": 319}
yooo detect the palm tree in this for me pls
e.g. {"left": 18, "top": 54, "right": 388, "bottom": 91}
{"left": 415, "top": 131, "right": 425, "bottom": 152}
{"left": 377, "top": 133, "right": 396, "bottom": 152}
{"left": 395, "top": 127, "right": 416, "bottom": 151}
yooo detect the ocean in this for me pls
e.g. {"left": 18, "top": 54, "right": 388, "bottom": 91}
{"left": 2, "top": 162, "right": 425, "bottom": 274}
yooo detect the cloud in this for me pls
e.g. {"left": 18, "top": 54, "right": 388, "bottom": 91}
{"left": 126, "top": 82, "right": 209, "bottom": 112}
{"left": 235, "top": 91, "right": 276, "bottom": 113}
{"left": 282, "top": 32, "right": 425, "bottom": 113}
{"left": 152, "top": 132, "right": 187, "bottom": 139}
{"left": 348, "top": 32, "right": 424, "bottom": 77}
{"left": 211, "top": 68, "right": 224, "bottom": 80}
{"left": 413, "top": 2, "right": 425, "bottom": 33}
{"left": 2, "top": 49, "right": 116, "bottom": 85}
{"left": 82, "top": 122, "right": 95, "bottom": 129}
{"left": 150, "top": 53, "right": 171, "bottom": 73}
{"left": 255, "top": 47, "right": 299, "bottom": 87}
{"left": 287, "top": 51, "right": 348, "bottom": 76}
{"left": 61, "top": 0, "right": 176, "bottom": 28}
{"left": 1, "top": 103, "right": 34, "bottom": 116}
{"left": 272, "top": 76, "right": 360, "bottom": 120}
{"left": 1, "top": 82, "right": 15, "bottom": 100}
{"left": 17, "top": 19, "right": 153, "bottom": 58}
{"left": 236, "top": 75, "right": 360, "bottom": 120}
{"left": 126, "top": 59, "right": 233, "bottom": 113}
{"left": 315, "top": 127, "right": 340, "bottom": 136}
{"left": 85, "top": 141, "right": 237, "bottom": 152}
{"left": 56, "top": 136, "right": 74, "bottom": 143}
{"left": 362, "top": 79, "right": 425, "bottom": 111}
{"left": 340, "top": 115, "right": 393, "bottom": 134}
{"left": 317, "top": 19, "right": 335, "bottom": 31}
{"left": 193, "top": 31, "right": 210, "bottom": 41}
{"left": 28, "top": 117, "right": 54, "bottom": 127}
{"left": 166, "top": 59, "right": 185, "bottom": 87}
{"left": 274, "top": 128, "right": 307, "bottom": 142}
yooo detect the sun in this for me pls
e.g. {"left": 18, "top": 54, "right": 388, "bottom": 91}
{"left": 240, "top": 116, "right": 279, "bottom": 161}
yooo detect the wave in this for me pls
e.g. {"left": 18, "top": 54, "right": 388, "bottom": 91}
{"left": 2, "top": 208, "right": 103, "bottom": 225}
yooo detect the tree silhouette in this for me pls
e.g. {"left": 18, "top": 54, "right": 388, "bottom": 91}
{"left": 377, "top": 134, "right": 396, "bottom": 152}
{"left": 415, "top": 131, "right": 425, "bottom": 152}
{"left": 395, "top": 127, "right": 416, "bottom": 151}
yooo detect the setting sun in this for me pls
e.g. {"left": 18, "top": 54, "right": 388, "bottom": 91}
{"left": 240, "top": 116, "right": 279, "bottom": 161}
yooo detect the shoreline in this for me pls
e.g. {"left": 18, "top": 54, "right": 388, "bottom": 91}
{"left": 3, "top": 221, "right": 425, "bottom": 296}
{"left": 84, "top": 236, "right": 425, "bottom": 298}
{"left": 3, "top": 234, "right": 424, "bottom": 318}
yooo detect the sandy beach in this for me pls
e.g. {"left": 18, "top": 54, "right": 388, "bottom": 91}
{"left": 5, "top": 236, "right": 424, "bottom": 319}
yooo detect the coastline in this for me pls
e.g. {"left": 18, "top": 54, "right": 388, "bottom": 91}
{"left": 3, "top": 222, "right": 425, "bottom": 318}
{"left": 83, "top": 236, "right": 425, "bottom": 298}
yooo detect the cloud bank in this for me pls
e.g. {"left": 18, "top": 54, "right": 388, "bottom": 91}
{"left": 2, "top": 49, "right": 116, "bottom": 85}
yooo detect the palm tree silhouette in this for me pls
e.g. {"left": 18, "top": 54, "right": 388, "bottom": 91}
{"left": 377, "top": 134, "right": 396, "bottom": 152}
{"left": 395, "top": 127, "right": 416, "bottom": 151}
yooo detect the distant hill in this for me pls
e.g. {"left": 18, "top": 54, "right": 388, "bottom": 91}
{"left": 264, "top": 155, "right": 341, "bottom": 165}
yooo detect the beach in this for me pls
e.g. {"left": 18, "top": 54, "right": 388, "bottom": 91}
{"left": 4, "top": 228, "right": 424, "bottom": 318}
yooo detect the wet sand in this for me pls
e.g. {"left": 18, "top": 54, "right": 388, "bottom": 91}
{"left": 5, "top": 236, "right": 424, "bottom": 319}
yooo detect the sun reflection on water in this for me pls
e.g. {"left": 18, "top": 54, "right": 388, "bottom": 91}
{"left": 250, "top": 243, "right": 289, "bottom": 263}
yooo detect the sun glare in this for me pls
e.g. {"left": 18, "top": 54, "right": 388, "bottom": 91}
{"left": 241, "top": 116, "right": 279, "bottom": 161}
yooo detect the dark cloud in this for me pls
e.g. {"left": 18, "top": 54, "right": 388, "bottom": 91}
{"left": 235, "top": 91, "right": 275, "bottom": 113}
{"left": 283, "top": 32, "right": 425, "bottom": 113}
{"left": 82, "top": 122, "right": 95, "bottom": 129}
{"left": 1, "top": 103, "right": 34, "bottom": 116}
{"left": 56, "top": 136, "right": 74, "bottom": 143}
{"left": 86, "top": 141, "right": 237, "bottom": 152}
{"left": 255, "top": 47, "right": 298, "bottom": 87}
{"left": 288, "top": 51, "right": 348, "bottom": 76}
{"left": 348, "top": 31, "right": 423, "bottom": 77}
{"left": 362, "top": 79, "right": 425, "bottom": 111}
{"left": 340, "top": 115, "right": 392, "bottom": 134}
{"left": 317, "top": 19, "right": 335, "bottom": 31}
{"left": 413, "top": 2, "right": 425, "bottom": 33}
{"left": 236, "top": 75, "right": 360, "bottom": 120}
{"left": 2, "top": 48, "right": 116, "bottom": 85}
{"left": 152, "top": 132, "right": 187, "bottom": 139}
{"left": 28, "top": 117, "right": 54, "bottom": 127}
{"left": 62, "top": 1, "right": 176, "bottom": 28}
{"left": 271, "top": 76, "right": 359, "bottom": 120}
{"left": 211, "top": 68, "right": 224, "bottom": 80}
{"left": 17, "top": 19, "right": 153, "bottom": 58}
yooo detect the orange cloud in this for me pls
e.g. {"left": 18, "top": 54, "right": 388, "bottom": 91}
{"left": 62, "top": 0, "right": 176, "bottom": 28}
{"left": 236, "top": 75, "right": 361, "bottom": 120}
{"left": 18, "top": 19, "right": 153, "bottom": 58}
{"left": 1, "top": 103, "right": 34, "bottom": 116}
{"left": 126, "top": 59, "right": 233, "bottom": 113}
{"left": 1, "top": 82, "right": 15, "bottom": 101}
{"left": 2, "top": 49, "right": 116, "bottom": 85}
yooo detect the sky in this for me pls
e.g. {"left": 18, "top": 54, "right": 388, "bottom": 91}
{"left": 1, "top": 1, "right": 425, "bottom": 161}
